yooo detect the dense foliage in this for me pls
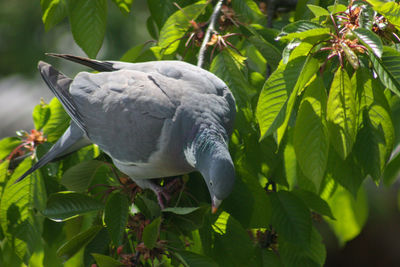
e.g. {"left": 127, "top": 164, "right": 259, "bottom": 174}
{"left": 1, "top": 0, "right": 400, "bottom": 266}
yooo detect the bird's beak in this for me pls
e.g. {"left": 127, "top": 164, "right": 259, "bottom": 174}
{"left": 211, "top": 196, "right": 222, "bottom": 214}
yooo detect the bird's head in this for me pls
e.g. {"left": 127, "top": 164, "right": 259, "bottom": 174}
{"left": 205, "top": 154, "right": 235, "bottom": 213}
{"left": 192, "top": 132, "right": 235, "bottom": 213}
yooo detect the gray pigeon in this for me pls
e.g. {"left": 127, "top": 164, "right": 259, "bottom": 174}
{"left": 17, "top": 54, "right": 236, "bottom": 212}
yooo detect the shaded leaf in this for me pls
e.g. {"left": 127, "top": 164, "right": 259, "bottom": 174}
{"left": 42, "top": 191, "right": 104, "bottom": 221}
{"left": 162, "top": 207, "right": 199, "bottom": 215}
{"left": 104, "top": 192, "right": 129, "bottom": 246}
{"left": 292, "top": 189, "right": 335, "bottom": 219}
{"left": 84, "top": 228, "right": 111, "bottom": 266}
{"left": 269, "top": 190, "right": 312, "bottom": 246}
{"left": 383, "top": 151, "right": 400, "bottom": 186}
{"left": 67, "top": 0, "right": 107, "bottom": 58}
{"left": 57, "top": 225, "right": 102, "bottom": 260}
{"left": 142, "top": 217, "right": 161, "bottom": 249}
{"left": 279, "top": 227, "right": 326, "bottom": 267}
{"left": 174, "top": 251, "right": 218, "bottom": 267}
{"left": 248, "top": 35, "right": 281, "bottom": 70}
{"left": 146, "top": 0, "right": 183, "bottom": 30}
{"left": 326, "top": 67, "right": 357, "bottom": 159}
{"left": 61, "top": 160, "right": 107, "bottom": 192}
{"left": 92, "top": 253, "right": 123, "bottom": 267}
{"left": 353, "top": 28, "right": 383, "bottom": 57}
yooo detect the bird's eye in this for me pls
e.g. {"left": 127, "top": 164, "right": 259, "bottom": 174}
{"left": 209, "top": 181, "right": 213, "bottom": 186}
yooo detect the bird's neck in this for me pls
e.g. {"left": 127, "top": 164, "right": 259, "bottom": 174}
{"left": 185, "top": 127, "right": 230, "bottom": 170}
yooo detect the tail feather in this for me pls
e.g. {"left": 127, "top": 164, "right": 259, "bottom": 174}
{"left": 38, "top": 61, "right": 87, "bottom": 135}
{"left": 46, "top": 53, "right": 116, "bottom": 72}
{"left": 15, "top": 123, "right": 89, "bottom": 183}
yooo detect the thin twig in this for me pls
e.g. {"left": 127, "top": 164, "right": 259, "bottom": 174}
{"left": 197, "top": 0, "right": 224, "bottom": 68}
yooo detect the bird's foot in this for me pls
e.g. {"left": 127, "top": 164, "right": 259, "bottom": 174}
{"left": 149, "top": 178, "right": 183, "bottom": 209}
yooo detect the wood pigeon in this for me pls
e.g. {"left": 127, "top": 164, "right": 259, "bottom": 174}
{"left": 17, "top": 54, "right": 236, "bottom": 213}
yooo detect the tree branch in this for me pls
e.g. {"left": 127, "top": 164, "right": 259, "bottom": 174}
{"left": 197, "top": 0, "right": 224, "bottom": 68}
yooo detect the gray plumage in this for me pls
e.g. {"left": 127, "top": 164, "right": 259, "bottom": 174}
{"left": 17, "top": 54, "right": 236, "bottom": 210}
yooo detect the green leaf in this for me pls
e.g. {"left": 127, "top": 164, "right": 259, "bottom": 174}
{"left": 162, "top": 207, "right": 199, "bottom": 215}
{"left": 326, "top": 67, "right": 357, "bottom": 159}
{"left": 231, "top": 0, "right": 263, "bottom": 23}
{"left": 111, "top": 0, "right": 132, "bottom": 14}
{"left": 146, "top": 0, "right": 181, "bottom": 30}
{"left": 292, "top": 189, "right": 335, "bottom": 219}
{"left": 42, "top": 98, "right": 70, "bottom": 143}
{"left": 325, "top": 185, "right": 368, "bottom": 246}
{"left": 120, "top": 43, "right": 146, "bottom": 62}
{"left": 370, "top": 46, "right": 400, "bottom": 97}
{"left": 0, "top": 157, "right": 47, "bottom": 259}
{"left": 212, "top": 213, "right": 258, "bottom": 266}
{"left": 307, "top": 4, "right": 330, "bottom": 17}
{"left": 353, "top": 28, "right": 383, "bottom": 57}
{"left": 156, "top": 1, "right": 207, "bottom": 55}
{"left": 61, "top": 160, "right": 107, "bottom": 192}
{"left": 142, "top": 216, "right": 161, "bottom": 249}
{"left": 256, "top": 56, "right": 309, "bottom": 140}
{"left": 84, "top": 228, "right": 111, "bottom": 266}
{"left": 66, "top": 0, "right": 107, "bottom": 58}
{"left": 326, "top": 150, "right": 364, "bottom": 197}
{"left": 174, "top": 251, "right": 218, "bottom": 267}
{"left": 104, "top": 192, "right": 129, "bottom": 246}
{"left": 92, "top": 253, "right": 123, "bottom": 267}
{"left": 294, "top": 77, "right": 329, "bottom": 190}
{"left": 279, "top": 227, "right": 326, "bottom": 267}
{"left": 32, "top": 100, "right": 51, "bottom": 130}
{"left": 41, "top": 0, "right": 67, "bottom": 31}
{"left": 42, "top": 191, "right": 104, "bottom": 221}
{"left": 269, "top": 190, "right": 312, "bottom": 246}
{"left": 248, "top": 35, "right": 281, "bottom": 70}
{"left": 0, "top": 137, "right": 21, "bottom": 160}
{"left": 0, "top": 160, "right": 9, "bottom": 197}
{"left": 366, "top": 0, "right": 400, "bottom": 30}
{"left": 383, "top": 151, "right": 400, "bottom": 186}
{"left": 57, "top": 225, "right": 102, "bottom": 260}
{"left": 353, "top": 68, "right": 394, "bottom": 181}
{"left": 277, "top": 21, "right": 327, "bottom": 40}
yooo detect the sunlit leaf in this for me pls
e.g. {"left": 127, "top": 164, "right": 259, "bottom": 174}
{"left": 325, "top": 185, "right": 368, "bottom": 246}
{"left": 353, "top": 28, "right": 383, "bottom": 57}
{"left": 67, "top": 0, "right": 107, "bottom": 58}
{"left": 42, "top": 191, "right": 104, "bottom": 221}
{"left": 326, "top": 67, "right": 357, "bottom": 159}
{"left": 162, "top": 207, "right": 199, "bottom": 215}
{"left": 32, "top": 100, "right": 51, "bottom": 130}
{"left": 41, "top": 0, "right": 67, "bottom": 31}
{"left": 370, "top": 46, "right": 400, "bottom": 97}
{"left": 104, "top": 192, "right": 129, "bottom": 246}
{"left": 57, "top": 225, "right": 102, "bottom": 260}
{"left": 307, "top": 4, "right": 330, "bottom": 17}
{"left": 112, "top": 0, "right": 132, "bottom": 14}
{"left": 231, "top": 0, "right": 263, "bottom": 23}
{"left": 42, "top": 98, "right": 70, "bottom": 143}
{"left": 0, "top": 137, "right": 21, "bottom": 160}
{"left": 156, "top": 1, "right": 207, "bottom": 55}
{"left": 0, "top": 157, "right": 46, "bottom": 259}
{"left": 277, "top": 21, "right": 325, "bottom": 40}
{"left": 366, "top": 0, "right": 400, "bottom": 29}
{"left": 294, "top": 77, "right": 329, "bottom": 190}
